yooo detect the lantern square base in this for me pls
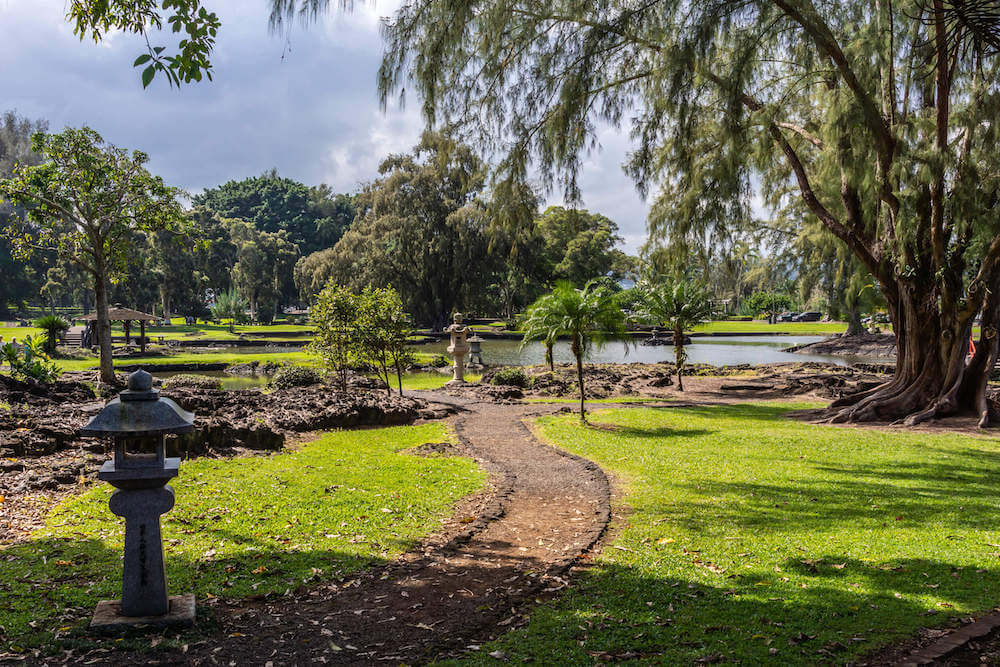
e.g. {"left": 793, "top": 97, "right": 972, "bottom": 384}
{"left": 91, "top": 594, "right": 195, "bottom": 632}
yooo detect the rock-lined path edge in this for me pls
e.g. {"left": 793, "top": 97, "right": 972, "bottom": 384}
{"left": 94, "top": 394, "right": 612, "bottom": 666}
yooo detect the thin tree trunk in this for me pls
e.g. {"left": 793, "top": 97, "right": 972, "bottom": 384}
{"left": 93, "top": 257, "right": 115, "bottom": 385}
{"left": 573, "top": 333, "right": 586, "bottom": 420}
{"left": 674, "top": 325, "right": 685, "bottom": 391}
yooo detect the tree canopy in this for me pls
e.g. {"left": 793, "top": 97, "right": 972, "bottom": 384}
{"left": 302, "top": 131, "right": 493, "bottom": 328}
{"left": 301, "top": 0, "right": 1000, "bottom": 427}
{"left": 0, "top": 126, "right": 184, "bottom": 382}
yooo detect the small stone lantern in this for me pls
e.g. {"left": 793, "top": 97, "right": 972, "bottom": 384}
{"left": 81, "top": 369, "right": 196, "bottom": 628}
{"left": 468, "top": 335, "right": 485, "bottom": 367}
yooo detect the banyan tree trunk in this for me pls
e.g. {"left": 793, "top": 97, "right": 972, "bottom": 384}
{"left": 826, "top": 281, "right": 1000, "bottom": 428}
{"left": 844, "top": 307, "right": 863, "bottom": 337}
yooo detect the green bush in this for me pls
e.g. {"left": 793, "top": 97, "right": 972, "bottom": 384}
{"left": 33, "top": 315, "right": 70, "bottom": 354}
{"left": 491, "top": 366, "right": 529, "bottom": 388}
{"left": 270, "top": 365, "right": 323, "bottom": 389}
{"left": 161, "top": 374, "right": 222, "bottom": 390}
{"left": 1, "top": 335, "right": 61, "bottom": 383}
{"left": 430, "top": 354, "right": 451, "bottom": 368}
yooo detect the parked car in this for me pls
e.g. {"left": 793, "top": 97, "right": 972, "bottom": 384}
{"left": 777, "top": 311, "right": 799, "bottom": 322}
{"left": 793, "top": 311, "right": 822, "bottom": 322}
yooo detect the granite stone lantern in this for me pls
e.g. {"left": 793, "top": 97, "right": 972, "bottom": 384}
{"left": 81, "top": 369, "right": 196, "bottom": 629}
{"left": 468, "top": 335, "right": 485, "bottom": 367}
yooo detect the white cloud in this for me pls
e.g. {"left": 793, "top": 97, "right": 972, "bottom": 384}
{"left": 1, "top": 0, "right": 650, "bottom": 252}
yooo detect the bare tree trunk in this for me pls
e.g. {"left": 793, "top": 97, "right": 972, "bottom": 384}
{"left": 674, "top": 325, "right": 685, "bottom": 391}
{"left": 844, "top": 306, "right": 863, "bottom": 336}
{"left": 573, "top": 334, "right": 586, "bottom": 420}
{"left": 93, "top": 258, "right": 116, "bottom": 385}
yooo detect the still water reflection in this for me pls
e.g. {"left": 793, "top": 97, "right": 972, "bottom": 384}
{"left": 412, "top": 336, "right": 876, "bottom": 367}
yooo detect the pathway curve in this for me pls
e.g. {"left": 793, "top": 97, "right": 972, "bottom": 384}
{"left": 112, "top": 394, "right": 612, "bottom": 665}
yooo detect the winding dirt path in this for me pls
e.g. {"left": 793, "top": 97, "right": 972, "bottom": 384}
{"left": 102, "top": 394, "right": 612, "bottom": 665}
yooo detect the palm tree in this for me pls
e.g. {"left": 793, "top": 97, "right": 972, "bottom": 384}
{"left": 519, "top": 294, "right": 559, "bottom": 373}
{"left": 34, "top": 315, "right": 70, "bottom": 354}
{"left": 639, "top": 281, "right": 714, "bottom": 391}
{"left": 521, "top": 281, "right": 626, "bottom": 420}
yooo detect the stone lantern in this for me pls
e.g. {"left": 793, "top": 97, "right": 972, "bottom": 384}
{"left": 81, "top": 369, "right": 196, "bottom": 628}
{"left": 468, "top": 335, "right": 485, "bottom": 367}
{"left": 445, "top": 312, "right": 470, "bottom": 383}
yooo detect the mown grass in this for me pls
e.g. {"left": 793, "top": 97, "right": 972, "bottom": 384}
{"left": 0, "top": 423, "right": 484, "bottom": 654}
{"left": 472, "top": 404, "right": 1000, "bottom": 665}
{"left": 0, "top": 326, "right": 44, "bottom": 342}
{"left": 691, "top": 320, "right": 848, "bottom": 334}
{"left": 49, "top": 350, "right": 442, "bottom": 373}
{"left": 51, "top": 350, "right": 321, "bottom": 373}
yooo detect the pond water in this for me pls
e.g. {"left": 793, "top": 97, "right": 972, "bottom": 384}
{"left": 412, "top": 336, "right": 877, "bottom": 367}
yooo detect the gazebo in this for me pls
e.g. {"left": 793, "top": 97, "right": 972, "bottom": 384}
{"left": 79, "top": 306, "right": 159, "bottom": 353}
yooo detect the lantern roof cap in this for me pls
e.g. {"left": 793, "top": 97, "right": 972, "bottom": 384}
{"left": 80, "top": 369, "right": 195, "bottom": 437}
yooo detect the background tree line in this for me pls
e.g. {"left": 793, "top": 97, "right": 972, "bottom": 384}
{"left": 1, "top": 116, "right": 636, "bottom": 329}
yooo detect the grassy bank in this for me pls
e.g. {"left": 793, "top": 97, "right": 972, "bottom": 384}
{"left": 475, "top": 404, "right": 1000, "bottom": 665}
{"left": 0, "top": 423, "right": 484, "bottom": 654}
{"left": 691, "top": 320, "right": 848, "bottom": 335}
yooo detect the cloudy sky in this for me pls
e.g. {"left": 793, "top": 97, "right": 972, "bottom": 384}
{"left": 1, "top": 0, "right": 651, "bottom": 252}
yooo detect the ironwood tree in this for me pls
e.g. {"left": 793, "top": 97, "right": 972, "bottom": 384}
{"left": 316, "top": 131, "right": 494, "bottom": 329}
{"left": 278, "top": 0, "right": 1000, "bottom": 427}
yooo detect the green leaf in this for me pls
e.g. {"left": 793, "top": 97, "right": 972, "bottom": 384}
{"left": 141, "top": 65, "right": 155, "bottom": 89}
{"left": 133, "top": 54, "right": 152, "bottom": 67}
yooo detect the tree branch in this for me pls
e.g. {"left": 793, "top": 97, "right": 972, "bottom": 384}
{"left": 775, "top": 122, "right": 825, "bottom": 149}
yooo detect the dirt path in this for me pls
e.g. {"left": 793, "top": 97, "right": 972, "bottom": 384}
{"left": 97, "top": 393, "right": 611, "bottom": 665}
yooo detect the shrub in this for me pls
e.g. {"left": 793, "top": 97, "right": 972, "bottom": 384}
{"left": 270, "top": 365, "right": 323, "bottom": 389}
{"left": 1, "top": 335, "right": 61, "bottom": 383}
{"left": 491, "top": 366, "right": 529, "bottom": 388}
{"left": 33, "top": 315, "right": 70, "bottom": 354}
{"left": 162, "top": 374, "right": 222, "bottom": 390}
{"left": 430, "top": 354, "right": 451, "bottom": 368}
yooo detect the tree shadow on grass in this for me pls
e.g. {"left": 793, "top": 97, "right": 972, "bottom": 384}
{"left": 595, "top": 402, "right": 810, "bottom": 424}
{"left": 657, "top": 439, "right": 1000, "bottom": 533}
{"left": 586, "top": 422, "right": 715, "bottom": 439}
{"left": 0, "top": 533, "right": 394, "bottom": 656}
{"left": 495, "top": 555, "right": 1000, "bottom": 665}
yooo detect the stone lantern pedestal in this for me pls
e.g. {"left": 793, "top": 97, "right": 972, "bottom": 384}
{"left": 81, "top": 369, "right": 197, "bottom": 630}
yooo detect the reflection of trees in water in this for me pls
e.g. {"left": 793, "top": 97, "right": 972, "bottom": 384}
{"left": 408, "top": 337, "right": 859, "bottom": 367}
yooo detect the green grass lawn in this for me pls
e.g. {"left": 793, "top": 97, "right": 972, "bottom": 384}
{"left": 475, "top": 404, "right": 1000, "bottom": 665}
{"left": 0, "top": 423, "right": 484, "bottom": 654}
{"left": 110, "top": 319, "right": 315, "bottom": 341}
{"left": 50, "top": 350, "right": 443, "bottom": 373}
{"left": 522, "top": 396, "right": 663, "bottom": 404}
{"left": 52, "top": 350, "right": 319, "bottom": 372}
{"left": 692, "top": 320, "right": 848, "bottom": 335}
{"left": 0, "top": 326, "right": 44, "bottom": 342}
